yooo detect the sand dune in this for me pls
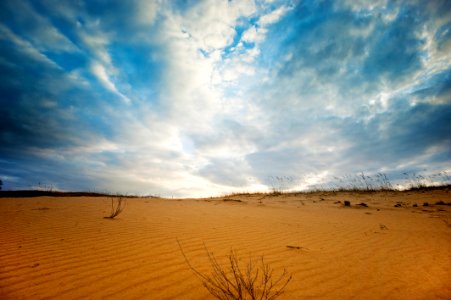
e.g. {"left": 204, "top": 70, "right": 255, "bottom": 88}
{"left": 0, "top": 190, "right": 450, "bottom": 299}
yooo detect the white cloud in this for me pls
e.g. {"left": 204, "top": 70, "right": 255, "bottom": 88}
{"left": 172, "top": 0, "right": 256, "bottom": 52}
{"left": 90, "top": 62, "right": 130, "bottom": 103}
{"left": 259, "top": 5, "right": 289, "bottom": 26}
{"left": 91, "top": 62, "right": 116, "bottom": 91}
{"left": 154, "top": 1, "right": 257, "bottom": 117}
{"left": 135, "top": 0, "right": 159, "bottom": 26}
{"left": 79, "top": 31, "right": 113, "bottom": 66}
{"left": 242, "top": 26, "right": 261, "bottom": 43}
{"left": 87, "top": 0, "right": 271, "bottom": 196}
{"left": 341, "top": 0, "right": 388, "bottom": 12}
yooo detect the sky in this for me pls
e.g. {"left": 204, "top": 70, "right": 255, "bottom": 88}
{"left": 0, "top": 0, "right": 450, "bottom": 197}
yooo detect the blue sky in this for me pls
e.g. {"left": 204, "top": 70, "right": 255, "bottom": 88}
{"left": 0, "top": 0, "right": 450, "bottom": 197}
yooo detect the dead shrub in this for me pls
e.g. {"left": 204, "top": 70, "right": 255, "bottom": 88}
{"left": 104, "top": 197, "right": 126, "bottom": 219}
{"left": 177, "top": 240, "right": 292, "bottom": 300}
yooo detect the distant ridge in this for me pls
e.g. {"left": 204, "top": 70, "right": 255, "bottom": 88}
{"left": 0, "top": 190, "right": 113, "bottom": 198}
{"left": 1, "top": 184, "right": 449, "bottom": 198}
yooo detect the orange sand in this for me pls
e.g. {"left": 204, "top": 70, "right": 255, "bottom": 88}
{"left": 1, "top": 190, "right": 450, "bottom": 299}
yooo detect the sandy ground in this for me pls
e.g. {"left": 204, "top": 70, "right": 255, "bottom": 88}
{"left": 0, "top": 190, "right": 450, "bottom": 299}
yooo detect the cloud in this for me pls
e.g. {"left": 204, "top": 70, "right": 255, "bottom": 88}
{"left": 362, "top": 5, "right": 425, "bottom": 84}
{"left": 135, "top": 0, "right": 159, "bottom": 26}
{"left": 259, "top": 5, "right": 290, "bottom": 26}
{"left": 0, "top": 24, "right": 62, "bottom": 70}
{"left": 0, "top": 0, "right": 79, "bottom": 53}
{"left": 90, "top": 62, "right": 130, "bottom": 103}
{"left": 0, "top": 0, "right": 450, "bottom": 196}
{"left": 228, "top": 0, "right": 451, "bottom": 188}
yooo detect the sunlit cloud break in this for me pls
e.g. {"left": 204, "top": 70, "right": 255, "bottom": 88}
{"left": 0, "top": 0, "right": 450, "bottom": 197}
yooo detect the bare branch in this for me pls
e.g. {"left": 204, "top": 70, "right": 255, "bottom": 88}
{"left": 104, "top": 196, "right": 126, "bottom": 219}
{"left": 177, "top": 239, "right": 292, "bottom": 300}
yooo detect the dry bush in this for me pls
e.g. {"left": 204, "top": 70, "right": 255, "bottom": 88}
{"left": 178, "top": 240, "right": 292, "bottom": 300}
{"left": 104, "top": 196, "right": 126, "bottom": 219}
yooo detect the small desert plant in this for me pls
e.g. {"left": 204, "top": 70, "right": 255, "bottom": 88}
{"left": 104, "top": 196, "right": 126, "bottom": 219}
{"left": 177, "top": 240, "right": 292, "bottom": 300}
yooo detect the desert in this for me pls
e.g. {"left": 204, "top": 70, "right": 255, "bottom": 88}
{"left": 2, "top": 1, "right": 451, "bottom": 299}
{"left": 1, "top": 188, "right": 450, "bottom": 299}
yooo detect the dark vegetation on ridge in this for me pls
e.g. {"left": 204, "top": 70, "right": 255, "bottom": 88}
{"left": 1, "top": 184, "right": 449, "bottom": 199}
{"left": 0, "top": 190, "right": 144, "bottom": 198}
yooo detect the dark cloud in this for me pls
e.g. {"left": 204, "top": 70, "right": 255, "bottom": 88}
{"left": 265, "top": 1, "right": 370, "bottom": 76}
{"left": 0, "top": 159, "right": 91, "bottom": 191}
{"left": 260, "top": 0, "right": 433, "bottom": 103}
{"left": 338, "top": 102, "right": 451, "bottom": 166}
{"left": 244, "top": 101, "right": 451, "bottom": 189}
{"left": 362, "top": 5, "right": 425, "bottom": 83}
{"left": 198, "top": 158, "right": 250, "bottom": 187}
{"left": 0, "top": 2, "right": 124, "bottom": 190}
{"left": 0, "top": 52, "right": 68, "bottom": 150}
{"left": 409, "top": 70, "right": 451, "bottom": 100}
{"left": 0, "top": 51, "right": 111, "bottom": 153}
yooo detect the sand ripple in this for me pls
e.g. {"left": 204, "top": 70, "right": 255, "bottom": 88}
{"left": 0, "top": 193, "right": 450, "bottom": 299}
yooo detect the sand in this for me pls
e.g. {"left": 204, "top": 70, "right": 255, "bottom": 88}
{"left": 0, "top": 190, "right": 450, "bottom": 299}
